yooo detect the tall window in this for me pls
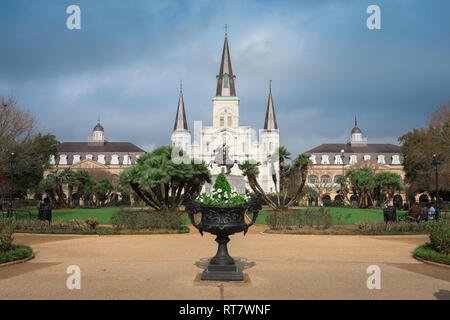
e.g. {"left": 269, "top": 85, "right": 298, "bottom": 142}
{"left": 350, "top": 155, "right": 357, "bottom": 164}
{"left": 228, "top": 115, "right": 232, "bottom": 126}
{"left": 377, "top": 155, "right": 385, "bottom": 164}
{"left": 220, "top": 116, "right": 224, "bottom": 126}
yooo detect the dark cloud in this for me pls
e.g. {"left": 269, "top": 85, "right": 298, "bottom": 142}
{"left": 0, "top": 0, "right": 449, "bottom": 154}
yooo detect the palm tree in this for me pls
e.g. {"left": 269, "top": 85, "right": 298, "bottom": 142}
{"left": 278, "top": 146, "right": 291, "bottom": 190}
{"left": 119, "top": 145, "right": 211, "bottom": 211}
{"left": 268, "top": 146, "right": 291, "bottom": 206}
{"left": 239, "top": 160, "right": 278, "bottom": 209}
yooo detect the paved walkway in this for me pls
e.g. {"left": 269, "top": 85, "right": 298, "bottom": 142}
{"left": 0, "top": 227, "right": 449, "bottom": 300}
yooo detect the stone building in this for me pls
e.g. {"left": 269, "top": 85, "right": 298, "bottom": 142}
{"left": 295, "top": 119, "right": 405, "bottom": 206}
{"left": 48, "top": 121, "right": 146, "bottom": 181}
{"left": 171, "top": 31, "right": 280, "bottom": 194}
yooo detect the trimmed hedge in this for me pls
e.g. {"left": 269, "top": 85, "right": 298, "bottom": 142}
{"left": 0, "top": 245, "right": 33, "bottom": 264}
{"left": 111, "top": 209, "right": 185, "bottom": 230}
{"left": 414, "top": 243, "right": 450, "bottom": 265}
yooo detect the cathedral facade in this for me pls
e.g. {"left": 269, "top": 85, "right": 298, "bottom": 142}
{"left": 171, "top": 33, "right": 280, "bottom": 194}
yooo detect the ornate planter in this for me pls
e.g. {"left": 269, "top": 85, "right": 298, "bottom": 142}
{"left": 186, "top": 194, "right": 262, "bottom": 281}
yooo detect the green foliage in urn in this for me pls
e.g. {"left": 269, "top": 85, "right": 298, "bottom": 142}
{"left": 195, "top": 173, "right": 250, "bottom": 206}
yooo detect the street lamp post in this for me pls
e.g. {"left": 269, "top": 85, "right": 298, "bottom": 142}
{"left": 341, "top": 149, "right": 345, "bottom": 176}
{"left": 431, "top": 154, "right": 440, "bottom": 219}
{"left": 7, "top": 153, "right": 17, "bottom": 218}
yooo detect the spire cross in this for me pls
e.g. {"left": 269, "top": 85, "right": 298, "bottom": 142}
{"left": 269, "top": 80, "right": 272, "bottom": 91}
{"left": 224, "top": 24, "right": 228, "bottom": 37}
{"left": 180, "top": 80, "right": 183, "bottom": 93}
{"left": 97, "top": 115, "right": 100, "bottom": 123}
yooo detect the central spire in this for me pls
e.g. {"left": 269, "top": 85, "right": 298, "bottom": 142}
{"left": 264, "top": 80, "right": 278, "bottom": 130}
{"left": 216, "top": 28, "right": 236, "bottom": 96}
{"left": 173, "top": 81, "right": 188, "bottom": 131}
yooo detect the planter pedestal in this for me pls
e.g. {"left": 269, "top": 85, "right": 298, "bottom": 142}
{"left": 201, "top": 234, "right": 244, "bottom": 282}
{"left": 186, "top": 194, "right": 262, "bottom": 282}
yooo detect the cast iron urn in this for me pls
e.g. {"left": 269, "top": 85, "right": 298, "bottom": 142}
{"left": 186, "top": 194, "right": 262, "bottom": 281}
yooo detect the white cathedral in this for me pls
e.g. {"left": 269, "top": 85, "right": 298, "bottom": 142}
{"left": 171, "top": 32, "right": 280, "bottom": 194}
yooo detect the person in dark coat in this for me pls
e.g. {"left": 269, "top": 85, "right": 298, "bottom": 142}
{"left": 42, "top": 198, "right": 52, "bottom": 224}
{"left": 408, "top": 204, "right": 421, "bottom": 222}
{"left": 38, "top": 199, "right": 45, "bottom": 220}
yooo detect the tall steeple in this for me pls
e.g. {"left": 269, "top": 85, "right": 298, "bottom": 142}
{"left": 216, "top": 25, "right": 236, "bottom": 96}
{"left": 173, "top": 81, "right": 188, "bottom": 131}
{"left": 264, "top": 80, "right": 278, "bottom": 130}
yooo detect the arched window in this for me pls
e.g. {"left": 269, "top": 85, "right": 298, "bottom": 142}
{"left": 320, "top": 175, "right": 332, "bottom": 193}
{"left": 363, "top": 155, "right": 371, "bottom": 161}
{"left": 309, "top": 155, "right": 316, "bottom": 164}
{"left": 334, "top": 155, "right": 343, "bottom": 165}
{"left": 228, "top": 115, "right": 232, "bottom": 126}
{"left": 308, "top": 175, "right": 318, "bottom": 189}
{"left": 350, "top": 155, "right": 358, "bottom": 164}
{"left": 86, "top": 154, "right": 93, "bottom": 160}
{"left": 377, "top": 155, "right": 385, "bottom": 164}
{"left": 220, "top": 116, "right": 224, "bottom": 127}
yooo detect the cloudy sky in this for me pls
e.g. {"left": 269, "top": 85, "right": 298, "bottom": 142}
{"left": 0, "top": 0, "right": 449, "bottom": 154}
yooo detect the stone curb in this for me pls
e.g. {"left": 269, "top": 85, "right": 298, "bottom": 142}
{"left": 0, "top": 251, "right": 35, "bottom": 268}
{"left": 413, "top": 254, "right": 450, "bottom": 269}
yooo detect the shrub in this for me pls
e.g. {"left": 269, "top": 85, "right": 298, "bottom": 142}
{"left": 0, "top": 218, "right": 16, "bottom": 253}
{"left": 356, "top": 221, "right": 428, "bottom": 234}
{"left": 15, "top": 199, "right": 40, "bottom": 208}
{"left": 84, "top": 218, "right": 100, "bottom": 230}
{"left": 213, "top": 173, "right": 232, "bottom": 193}
{"left": 108, "top": 199, "right": 131, "bottom": 207}
{"left": 0, "top": 245, "right": 32, "bottom": 264}
{"left": 111, "top": 209, "right": 185, "bottom": 230}
{"left": 266, "top": 208, "right": 344, "bottom": 230}
{"left": 196, "top": 173, "right": 250, "bottom": 206}
{"left": 414, "top": 243, "right": 450, "bottom": 265}
{"left": 426, "top": 218, "right": 449, "bottom": 255}
{"left": 323, "top": 200, "right": 344, "bottom": 207}
{"left": 14, "top": 218, "right": 91, "bottom": 233}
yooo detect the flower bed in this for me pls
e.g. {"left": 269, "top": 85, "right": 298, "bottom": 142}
{"left": 0, "top": 245, "right": 33, "bottom": 264}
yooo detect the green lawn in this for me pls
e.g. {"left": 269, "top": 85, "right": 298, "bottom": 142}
{"left": 253, "top": 207, "right": 407, "bottom": 226}
{"left": 17, "top": 206, "right": 405, "bottom": 227}
{"left": 24, "top": 207, "right": 120, "bottom": 225}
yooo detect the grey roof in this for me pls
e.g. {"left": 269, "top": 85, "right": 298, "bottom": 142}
{"left": 264, "top": 85, "right": 278, "bottom": 130}
{"left": 306, "top": 143, "right": 401, "bottom": 154}
{"left": 56, "top": 142, "right": 145, "bottom": 153}
{"left": 351, "top": 117, "right": 361, "bottom": 134}
{"left": 173, "top": 90, "right": 188, "bottom": 131}
{"left": 351, "top": 126, "right": 362, "bottom": 134}
{"left": 216, "top": 35, "right": 236, "bottom": 96}
{"left": 93, "top": 123, "right": 104, "bottom": 131}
